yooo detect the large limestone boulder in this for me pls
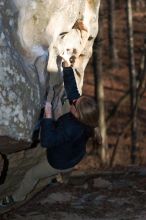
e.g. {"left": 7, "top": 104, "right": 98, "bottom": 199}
{"left": 0, "top": 0, "right": 101, "bottom": 199}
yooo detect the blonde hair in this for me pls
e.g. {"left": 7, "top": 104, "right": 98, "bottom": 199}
{"left": 76, "top": 96, "right": 102, "bottom": 145}
{"left": 76, "top": 96, "right": 99, "bottom": 127}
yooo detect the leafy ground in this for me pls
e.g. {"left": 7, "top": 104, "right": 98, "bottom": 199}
{"left": 1, "top": 166, "right": 146, "bottom": 220}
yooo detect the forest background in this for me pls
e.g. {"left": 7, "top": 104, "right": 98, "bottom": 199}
{"left": 80, "top": 0, "right": 146, "bottom": 169}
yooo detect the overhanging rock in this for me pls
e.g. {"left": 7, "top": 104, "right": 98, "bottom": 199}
{"left": 0, "top": 0, "right": 101, "bottom": 202}
{"left": 0, "top": 0, "right": 101, "bottom": 154}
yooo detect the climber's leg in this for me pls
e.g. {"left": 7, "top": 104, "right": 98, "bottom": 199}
{"left": 13, "top": 157, "right": 59, "bottom": 202}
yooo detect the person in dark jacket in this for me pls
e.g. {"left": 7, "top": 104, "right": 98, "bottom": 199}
{"left": 0, "top": 58, "right": 101, "bottom": 206}
{"left": 40, "top": 62, "right": 99, "bottom": 170}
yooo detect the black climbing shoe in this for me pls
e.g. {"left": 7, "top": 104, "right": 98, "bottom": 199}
{"left": 0, "top": 195, "right": 15, "bottom": 207}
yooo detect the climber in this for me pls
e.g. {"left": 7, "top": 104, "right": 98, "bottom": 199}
{"left": 0, "top": 55, "right": 101, "bottom": 207}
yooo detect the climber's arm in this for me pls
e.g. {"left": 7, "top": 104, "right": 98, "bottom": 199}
{"left": 40, "top": 101, "right": 72, "bottom": 148}
{"left": 63, "top": 62, "right": 80, "bottom": 103}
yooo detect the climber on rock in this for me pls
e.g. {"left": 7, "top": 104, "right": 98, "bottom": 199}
{"left": 0, "top": 55, "right": 101, "bottom": 207}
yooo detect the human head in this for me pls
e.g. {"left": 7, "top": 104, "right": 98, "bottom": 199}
{"left": 74, "top": 96, "right": 99, "bottom": 127}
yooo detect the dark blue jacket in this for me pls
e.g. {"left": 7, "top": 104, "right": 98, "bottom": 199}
{"left": 40, "top": 67, "right": 91, "bottom": 170}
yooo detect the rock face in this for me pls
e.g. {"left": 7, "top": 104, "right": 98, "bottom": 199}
{"left": 0, "top": 0, "right": 101, "bottom": 154}
{"left": 0, "top": 0, "right": 100, "bottom": 200}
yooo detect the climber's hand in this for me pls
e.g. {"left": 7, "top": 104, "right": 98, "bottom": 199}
{"left": 44, "top": 101, "right": 52, "bottom": 118}
{"left": 62, "top": 60, "right": 70, "bottom": 67}
{"left": 69, "top": 55, "right": 76, "bottom": 66}
{"left": 62, "top": 55, "right": 76, "bottom": 67}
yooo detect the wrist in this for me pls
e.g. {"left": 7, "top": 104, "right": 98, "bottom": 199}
{"left": 45, "top": 114, "right": 52, "bottom": 119}
{"left": 63, "top": 66, "right": 71, "bottom": 69}
{"left": 62, "top": 61, "right": 71, "bottom": 68}
{"left": 44, "top": 111, "right": 52, "bottom": 118}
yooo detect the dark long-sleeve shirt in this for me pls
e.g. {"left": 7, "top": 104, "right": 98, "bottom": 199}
{"left": 40, "top": 67, "right": 91, "bottom": 170}
{"left": 63, "top": 67, "right": 80, "bottom": 103}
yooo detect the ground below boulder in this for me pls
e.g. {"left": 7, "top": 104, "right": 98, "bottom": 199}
{"left": 1, "top": 166, "right": 146, "bottom": 220}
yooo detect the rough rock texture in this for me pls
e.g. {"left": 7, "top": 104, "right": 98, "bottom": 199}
{"left": 0, "top": 0, "right": 100, "bottom": 153}
{"left": 0, "top": 0, "right": 100, "bottom": 198}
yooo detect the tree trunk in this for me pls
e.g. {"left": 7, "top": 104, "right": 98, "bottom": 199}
{"left": 108, "top": 0, "right": 118, "bottom": 67}
{"left": 93, "top": 12, "right": 108, "bottom": 166}
{"left": 126, "top": 0, "right": 137, "bottom": 164}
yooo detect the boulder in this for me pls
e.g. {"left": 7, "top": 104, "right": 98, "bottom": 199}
{"left": 0, "top": 0, "right": 101, "bottom": 199}
{"left": 0, "top": 0, "right": 100, "bottom": 153}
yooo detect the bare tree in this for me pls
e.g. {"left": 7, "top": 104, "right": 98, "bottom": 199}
{"left": 108, "top": 0, "right": 118, "bottom": 67}
{"left": 126, "top": 0, "right": 137, "bottom": 164}
{"left": 133, "top": 0, "right": 146, "bottom": 11}
{"left": 93, "top": 12, "right": 108, "bottom": 166}
{"left": 109, "top": 34, "right": 146, "bottom": 167}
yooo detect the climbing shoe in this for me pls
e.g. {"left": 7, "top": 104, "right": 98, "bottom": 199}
{"left": 0, "top": 195, "right": 15, "bottom": 207}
